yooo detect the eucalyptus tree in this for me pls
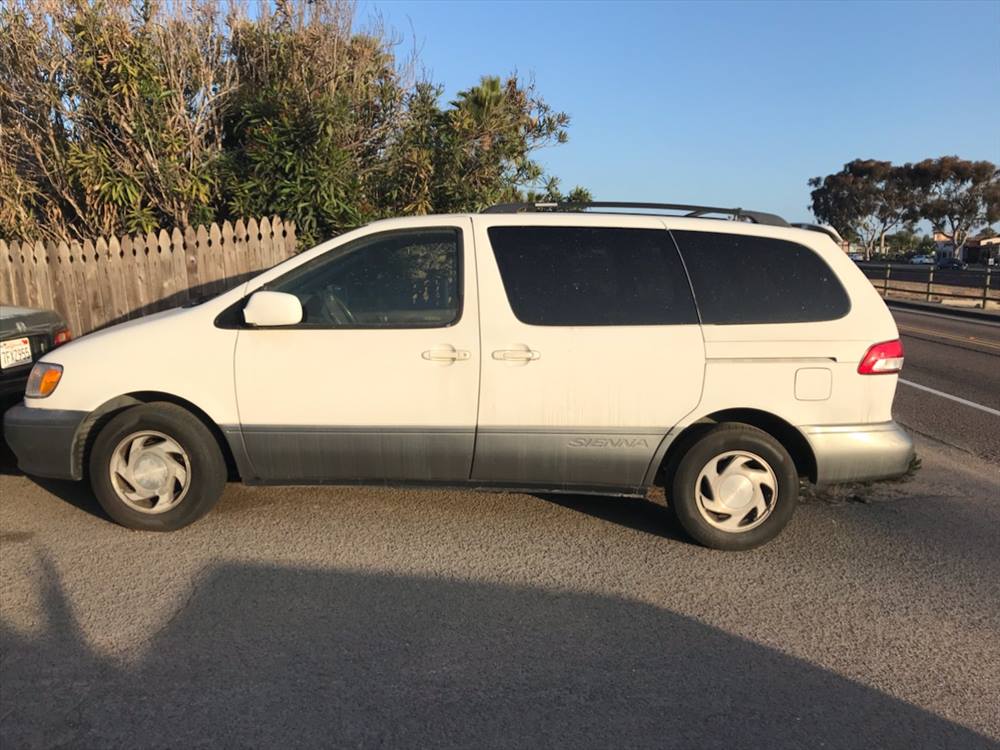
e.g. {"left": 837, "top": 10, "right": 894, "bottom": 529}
{"left": 808, "top": 160, "right": 918, "bottom": 258}
{"left": 907, "top": 156, "right": 999, "bottom": 258}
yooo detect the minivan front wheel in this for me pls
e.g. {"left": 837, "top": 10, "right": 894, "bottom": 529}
{"left": 671, "top": 423, "right": 798, "bottom": 550}
{"left": 89, "top": 402, "right": 226, "bottom": 531}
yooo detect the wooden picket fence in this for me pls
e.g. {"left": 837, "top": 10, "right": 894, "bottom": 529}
{"left": 0, "top": 217, "right": 296, "bottom": 337}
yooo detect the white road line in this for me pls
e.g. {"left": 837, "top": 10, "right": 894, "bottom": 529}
{"left": 899, "top": 378, "right": 1000, "bottom": 417}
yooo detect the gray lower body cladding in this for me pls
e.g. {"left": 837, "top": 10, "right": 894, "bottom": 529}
{"left": 236, "top": 426, "right": 476, "bottom": 483}
{"left": 471, "top": 428, "right": 661, "bottom": 488}
{"left": 230, "top": 425, "right": 661, "bottom": 490}
{"left": 6, "top": 408, "right": 913, "bottom": 493}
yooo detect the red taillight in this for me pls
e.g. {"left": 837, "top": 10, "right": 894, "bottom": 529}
{"left": 858, "top": 339, "right": 904, "bottom": 375}
{"left": 53, "top": 328, "right": 72, "bottom": 346}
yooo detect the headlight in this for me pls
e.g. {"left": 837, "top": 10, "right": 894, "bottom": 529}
{"left": 25, "top": 362, "right": 63, "bottom": 398}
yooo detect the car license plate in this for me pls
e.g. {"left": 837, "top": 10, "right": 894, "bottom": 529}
{"left": 0, "top": 337, "right": 32, "bottom": 370}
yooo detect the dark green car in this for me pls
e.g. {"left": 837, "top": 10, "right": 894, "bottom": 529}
{"left": 0, "top": 305, "right": 71, "bottom": 405}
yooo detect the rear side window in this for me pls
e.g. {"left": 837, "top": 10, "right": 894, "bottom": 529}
{"left": 672, "top": 231, "right": 851, "bottom": 324}
{"left": 487, "top": 226, "right": 698, "bottom": 326}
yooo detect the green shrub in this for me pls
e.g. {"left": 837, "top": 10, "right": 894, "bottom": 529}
{"left": 0, "top": 0, "right": 585, "bottom": 245}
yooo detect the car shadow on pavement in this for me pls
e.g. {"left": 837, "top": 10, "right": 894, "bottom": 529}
{"left": 0, "top": 431, "right": 22, "bottom": 476}
{"left": 1, "top": 432, "right": 110, "bottom": 519}
{"left": 534, "top": 492, "right": 688, "bottom": 543}
{"left": 1, "top": 557, "right": 993, "bottom": 749}
{"left": 30, "top": 476, "right": 110, "bottom": 520}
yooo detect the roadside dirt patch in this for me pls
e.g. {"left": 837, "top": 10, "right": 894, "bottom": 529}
{"left": 799, "top": 455, "right": 922, "bottom": 505}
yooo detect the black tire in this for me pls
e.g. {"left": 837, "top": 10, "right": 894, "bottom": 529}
{"left": 88, "top": 402, "right": 226, "bottom": 531}
{"left": 670, "top": 423, "right": 798, "bottom": 550}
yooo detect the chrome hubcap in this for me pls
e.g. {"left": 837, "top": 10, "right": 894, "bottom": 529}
{"left": 109, "top": 431, "right": 191, "bottom": 514}
{"left": 695, "top": 450, "right": 778, "bottom": 533}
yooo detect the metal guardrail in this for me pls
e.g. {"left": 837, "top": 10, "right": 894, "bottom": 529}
{"left": 858, "top": 263, "right": 997, "bottom": 307}
{"left": 885, "top": 298, "right": 1000, "bottom": 323}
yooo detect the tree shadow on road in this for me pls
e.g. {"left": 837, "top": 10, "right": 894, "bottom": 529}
{"left": 1, "top": 557, "right": 993, "bottom": 749}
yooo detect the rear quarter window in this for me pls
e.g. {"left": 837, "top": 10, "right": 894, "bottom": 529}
{"left": 487, "top": 226, "right": 698, "bottom": 326}
{"left": 672, "top": 230, "right": 851, "bottom": 324}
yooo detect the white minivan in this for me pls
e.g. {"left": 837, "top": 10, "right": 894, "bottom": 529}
{"left": 4, "top": 202, "right": 914, "bottom": 549}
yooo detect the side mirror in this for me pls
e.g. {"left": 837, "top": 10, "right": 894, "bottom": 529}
{"left": 243, "top": 291, "right": 303, "bottom": 327}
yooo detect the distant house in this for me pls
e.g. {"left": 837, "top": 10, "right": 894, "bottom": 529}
{"left": 933, "top": 231, "right": 1000, "bottom": 263}
{"left": 932, "top": 231, "right": 957, "bottom": 259}
{"left": 966, "top": 236, "right": 1000, "bottom": 265}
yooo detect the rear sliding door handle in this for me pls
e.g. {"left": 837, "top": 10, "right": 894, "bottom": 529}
{"left": 492, "top": 348, "right": 540, "bottom": 362}
{"left": 421, "top": 345, "right": 470, "bottom": 363}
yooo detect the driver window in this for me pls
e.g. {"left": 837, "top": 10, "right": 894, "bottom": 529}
{"left": 268, "top": 228, "right": 461, "bottom": 328}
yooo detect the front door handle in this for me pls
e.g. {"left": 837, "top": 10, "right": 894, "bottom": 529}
{"left": 492, "top": 347, "right": 540, "bottom": 362}
{"left": 421, "top": 345, "right": 470, "bottom": 363}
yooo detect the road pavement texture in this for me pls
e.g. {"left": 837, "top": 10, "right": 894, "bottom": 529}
{"left": 1, "top": 309, "right": 998, "bottom": 748}
{"left": 890, "top": 306, "right": 1000, "bottom": 463}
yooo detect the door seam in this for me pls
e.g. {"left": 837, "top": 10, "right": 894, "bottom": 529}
{"left": 469, "top": 216, "right": 484, "bottom": 481}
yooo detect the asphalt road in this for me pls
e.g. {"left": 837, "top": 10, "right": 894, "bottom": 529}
{"left": 889, "top": 306, "right": 1000, "bottom": 463}
{"left": 1, "top": 309, "right": 999, "bottom": 748}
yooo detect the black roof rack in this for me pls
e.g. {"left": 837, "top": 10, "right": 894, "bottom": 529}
{"left": 790, "top": 222, "right": 844, "bottom": 244}
{"left": 482, "top": 201, "right": 790, "bottom": 228}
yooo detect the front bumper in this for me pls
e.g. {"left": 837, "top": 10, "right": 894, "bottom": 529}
{"left": 801, "top": 421, "right": 915, "bottom": 485}
{"left": 3, "top": 404, "right": 88, "bottom": 480}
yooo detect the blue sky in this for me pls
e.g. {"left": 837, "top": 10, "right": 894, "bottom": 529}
{"left": 363, "top": 0, "right": 1000, "bottom": 223}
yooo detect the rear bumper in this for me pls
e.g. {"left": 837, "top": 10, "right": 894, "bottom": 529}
{"left": 802, "top": 421, "right": 915, "bottom": 485}
{"left": 2, "top": 404, "right": 87, "bottom": 480}
{"left": 0, "top": 372, "right": 29, "bottom": 400}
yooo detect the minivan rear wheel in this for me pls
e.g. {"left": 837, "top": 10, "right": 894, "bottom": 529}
{"left": 670, "top": 423, "right": 798, "bottom": 550}
{"left": 89, "top": 402, "right": 226, "bottom": 531}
